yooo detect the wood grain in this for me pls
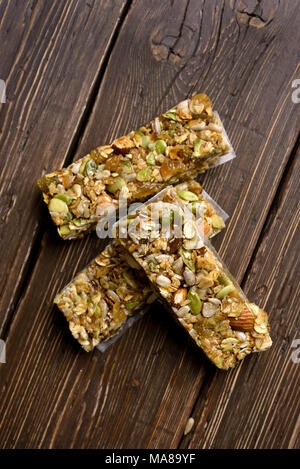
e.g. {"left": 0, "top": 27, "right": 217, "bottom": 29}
{"left": 0, "top": 0, "right": 128, "bottom": 335}
{"left": 182, "top": 145, "right": 300, "bottom": 449}
{"left": 0, "top": 0, "right": 299, "bottom": 449}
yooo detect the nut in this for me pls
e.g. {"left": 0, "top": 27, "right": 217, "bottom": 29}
{"left": 156, "top": 274, "right": 172, "bottom": 288}
{"left": 229, "top": 308, "right": 255, "bottom": 331}
{"left": 173, "top": 288, "right": 187, "bottom": 305}
{"left": 183, "top": 268, "right": 196, "bottom": 286}
{"left": 202, "top": 301, "right": 219, "bottom": 318}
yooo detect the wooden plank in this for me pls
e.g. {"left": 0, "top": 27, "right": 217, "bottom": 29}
{"left": 0, "top": 0, "right": 128, "bottom": 334}
{"left": 183, "top": 144, "right": 300, "bottom": 449}
{"left": 0, "top": 0, "right": 299, "bottom": 448}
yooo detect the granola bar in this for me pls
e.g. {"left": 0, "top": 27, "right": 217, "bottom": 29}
{"left": 54, "top": 182, "right": 227, "bottom": 351}
{"left": 54, "top": 243, "right": 156, "bottom": 351}
{"left": 115, "top": 188, "right": 272, "bottom": 370}
{"left": 37, "top": 94, "right": 232, "bottom": 239}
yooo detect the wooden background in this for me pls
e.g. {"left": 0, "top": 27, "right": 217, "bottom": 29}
{"left": 0, "top": 0, "right": 299, "bottom": 449}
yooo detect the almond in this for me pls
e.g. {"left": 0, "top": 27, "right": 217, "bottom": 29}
{"left": 229, "top": 308, "right": 255, "bottom": 332}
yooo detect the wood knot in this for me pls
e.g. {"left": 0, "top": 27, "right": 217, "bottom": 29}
{"left": 150, "top": 28, "right": 183, "bottom": 64}
{"left": 150, "top": 21, "right": 196, "bottom": 64}
{"left": 234, "top": 0, "right": 279, "bottom": 28}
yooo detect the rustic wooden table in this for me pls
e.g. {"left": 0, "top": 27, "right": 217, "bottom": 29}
{"left": 0, "top": 0, "right": 299, "bottom": 449}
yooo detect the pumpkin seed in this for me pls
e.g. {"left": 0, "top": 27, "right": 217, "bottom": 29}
{"left": 84, "top": 158, "right": 97, "bottom": 175}
{"left": 146, "top": 151, "right": 157, "bottom": 165}
{"left": 188, "top": 289, "right": 202, "bottom": 315}
{"left": 49, "top": 198, "right": 69, "bottom": 214}
{"left": 216, "top": 284, "right": 235, "bottom": 299}
{"left": 179, "top": 247, "right": 195, "bottom": 273}
{"left": 141, "top": 134, "right": 151, "bottom": 149}
{"left": 54, "top": 193, "right": 73, "bottom": 205}
{"left": 164, "top": 112, "right": 178, "bottom": 121}
{"left": 211, "top": 214, "right": 225, "bottom": 230}
{"left": 79, "top": 155, "right": 91, "bottom": 174}
{"left": 125, "top": 300, "right": 140, "bottom": 311}
{"left": 58, "top": 224, "right": 71, "bottom": 236}
{"left": 155, "top": 139, "right": 167, "bottom": 154}
{"left": 177, "top": 189, "right": 199, "bottom": 201}
{"left": 136, "top": 167, "right": 152, "bottom": 182}
{"left": 72, "top": 218, "right": 86, "bottom": 227}
{"left": 107, "top": 177, "right": 126, "bottom": 193}
{"left": 193, "top": 138, "right": 205, "bottom": 156}
{"left": 218, "top": 273, "right": 231, "bottom": 286}
{"left": 92, "top": 303, "right": 102, "bottom": 317}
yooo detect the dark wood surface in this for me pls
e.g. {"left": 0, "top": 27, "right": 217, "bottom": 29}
{"left": 0, "top": 0, "right": 299, "bottom": 449}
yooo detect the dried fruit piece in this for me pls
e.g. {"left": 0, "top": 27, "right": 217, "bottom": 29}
{"left": 112, "top": 136, "right": 135, "bottom": 154}
{"left": 105, "top": 154, "right": 123, "bottom": 171}
{"left": 160, "top": 160, "right": 185, "bottom": 180}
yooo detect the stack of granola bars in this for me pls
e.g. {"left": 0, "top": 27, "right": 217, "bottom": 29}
{"left": 38, "top": 93, "right": 271, "bottom": 370}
